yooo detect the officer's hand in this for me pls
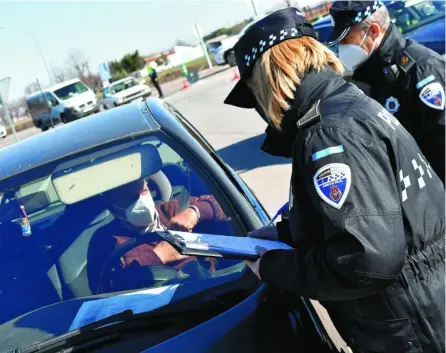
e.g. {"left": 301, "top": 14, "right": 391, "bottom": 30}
{"left": 248, "top": 226, "right": 278, "bottom": 241}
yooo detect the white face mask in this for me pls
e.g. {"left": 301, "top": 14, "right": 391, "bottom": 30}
{"left": 125, "top": 193, "right": 158, "bottom": 232}
{"left": 339, "top": 28, "right": 376, "bottom": 71}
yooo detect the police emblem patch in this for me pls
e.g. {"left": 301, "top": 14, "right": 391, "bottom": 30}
{"left": 385, "top": 96, "right": 400, "bottom": 114}
{"left": 313, "top": 163, "right": 351, "bottom": 209}
{"left": 419, "top": 82, "right": 445, "bottom": 110}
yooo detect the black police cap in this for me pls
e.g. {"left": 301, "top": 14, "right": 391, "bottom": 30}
{"left": 224, "top": 7, "right": 316, "bottom": 109}
{"left": 326, "top": 0, "right": 384, "bottom": 46}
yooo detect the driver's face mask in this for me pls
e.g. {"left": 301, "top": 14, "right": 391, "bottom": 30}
{"left": 111, "top": 192, "right": 160, "bottom": 233}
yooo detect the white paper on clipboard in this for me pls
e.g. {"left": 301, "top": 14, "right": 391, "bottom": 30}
{"left": 69, "top": 284, "right": 179, "bottom": 331}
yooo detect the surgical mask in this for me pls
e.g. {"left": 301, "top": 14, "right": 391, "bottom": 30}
{"left": 126, "top": 193, "right": 158, "bottom": 232}
{"left": 339, "top": 28, "right": 376, "bottom": 71}
{"left": 112, "top": 193, "right": 159, "bottom": 233}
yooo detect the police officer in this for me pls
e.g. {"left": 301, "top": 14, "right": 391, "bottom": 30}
{"left": 327, "top": 0, "right": 445, "bottom": 183}
{"left": 224, "top": 7, "right": 445, "bottom": 353}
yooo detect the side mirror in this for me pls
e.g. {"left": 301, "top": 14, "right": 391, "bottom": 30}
{"left": 47, "top": 100, "right": 53, "bottom": 107}
{"left": 104, "top": 93, "right": 111, "bottom": 98}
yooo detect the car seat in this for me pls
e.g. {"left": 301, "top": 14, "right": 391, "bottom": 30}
{"left": 54, "top": 196, "right": 113, "bottom": 299}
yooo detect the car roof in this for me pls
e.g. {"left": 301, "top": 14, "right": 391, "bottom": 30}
{"left": 0, "top": 99, "right": 162, "bottom": 182}
{"left": 311, "top": 15, "right": 332, "bottom": 29}
{"left": 26, "top": 79, "right": 83, "bottom": 100}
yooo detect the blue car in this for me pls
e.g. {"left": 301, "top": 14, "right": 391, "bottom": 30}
{"left": 313, "top": 0, "right": 445, "bottom": 55}
{"left": 0, "top": 99, "right": 351, "bottom": 352}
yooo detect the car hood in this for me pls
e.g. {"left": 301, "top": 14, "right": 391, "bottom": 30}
{"left": 62, "top": 91, "right": 96, "bottom": 106}
{"left": 114, "top": 85, "right": 145, "bottom": 99}
{"left": 0, "top": 285, "right": 179, "bottom": 351}
{"left": 406, "top": 17, "right": 445, "bottom": 54}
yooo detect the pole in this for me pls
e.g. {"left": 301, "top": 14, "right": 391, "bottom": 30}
{"left": 31, "top": 33, "right": 52, "bottom": 85}
{"left": 0, "top": 25, "right": 52, "bottom": 85}
{"left": 37, "top": 78, "right": 55, "bottom": 128}
{"left": 250, "top": 0, "right": 258, "bottom": 16}
{"left": 193, "top": 22, "right": 213, "bottom": 69}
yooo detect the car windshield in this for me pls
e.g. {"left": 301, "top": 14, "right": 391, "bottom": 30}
{"left": 53, "top": 82, "right": 89, "bottom": 100}
{"left": 112, "top": 79, "right": 139, "bottom": 93}
{"left": 387, "top": 0, "right": 445, "bottom": 34}
{"left": 0, "top": 132, "right": 243, "bottom": 345}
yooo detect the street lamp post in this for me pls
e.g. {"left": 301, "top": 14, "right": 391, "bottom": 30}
{"left": 0, "top": 25, "right": 53, "bottom": 85}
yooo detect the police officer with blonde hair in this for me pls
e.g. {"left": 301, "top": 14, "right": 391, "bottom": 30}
{"left": 224, "top": 7, "right": 445, "bottom": 353}
{"left": 327, "top": 1, "right": 445, "bottom": 183}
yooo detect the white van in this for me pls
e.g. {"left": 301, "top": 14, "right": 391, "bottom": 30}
{"left": 26, "top": 79, "right": 100, "bottom": 131}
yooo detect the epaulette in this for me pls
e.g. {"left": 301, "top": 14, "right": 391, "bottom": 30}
{"left": 396, "top": 42, "right": 427, "bottom": 74}
{"left": 297, "top": 100, "right": 321, "bottom": 129}
{"left": 397, "top": 51, "right": 416, "bottom": 74}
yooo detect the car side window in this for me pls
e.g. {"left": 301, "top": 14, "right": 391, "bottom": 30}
{"left": 46, "top": 93, "right": 58, "bottom": 107}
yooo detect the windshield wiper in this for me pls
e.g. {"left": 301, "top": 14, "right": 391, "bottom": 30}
{"left": 10, "top": 310, "right": 134, "bottom": 353}
{"left": 8, "top": 293, "right": 234, "bottom": 353}
{"left": 7, "top": 272, "right": 255, "bottom": 353}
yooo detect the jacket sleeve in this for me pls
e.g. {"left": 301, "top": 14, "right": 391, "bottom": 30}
{"left": 259, "top": 125, "right": 406, "bottom": 301}
{"left": 411, "top": 57, "right": 445, "bottom": 176}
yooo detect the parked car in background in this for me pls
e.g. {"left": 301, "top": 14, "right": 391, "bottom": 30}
{"left": 312, "top": 0, "right": 445, "bottom": 55}
{"left": 0, "top": 98, "right": 351, "bottom": 353}
{"left": 0, "top": 125, "right": 6, "bottom": 138}
{"left": 101, "top": 77, "right": 152, "bottom": 110}
{"left": 25, "top": 79, "right": 100, "bottom": 131}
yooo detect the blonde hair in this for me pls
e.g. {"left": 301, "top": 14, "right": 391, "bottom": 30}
{"left": 247, "top": 37, "right": 344, "bottom": 129}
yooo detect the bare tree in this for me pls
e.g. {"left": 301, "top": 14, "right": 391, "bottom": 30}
{"left": 52, "top": 65, "right": 77, "bottom": 83}
{"left": 68, "top": 50, "right": 89, "bottom": 79}
{"left": 8, "top": 98, "right": 26, "bottom": 119}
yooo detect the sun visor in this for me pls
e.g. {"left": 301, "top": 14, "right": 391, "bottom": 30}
{"left": 52, "top": 144, "right": 162, "bottom": 205}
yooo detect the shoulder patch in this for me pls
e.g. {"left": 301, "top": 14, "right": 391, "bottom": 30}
{"left": 297, "top": 100, "right": 321, "bottom": 129}
{"left": 313, "top": 163, "right": 351, "bottom": 209}
{"left": 419, "top": 82, "right": 445, "bottom": 110}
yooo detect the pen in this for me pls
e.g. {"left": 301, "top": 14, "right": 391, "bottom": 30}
{"left": 265, "top": 202, "right": 289, "bottom": 228}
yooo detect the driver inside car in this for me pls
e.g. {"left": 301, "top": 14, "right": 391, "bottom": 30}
{"left": 87, "top": 177, "right": 228, "bottom": 294}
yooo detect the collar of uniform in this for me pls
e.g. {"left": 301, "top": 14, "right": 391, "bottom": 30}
{"left": 281, "top": 66, "right": 343, "bottom": 128}
{"left": 353, "top": 23, "right": 407, "bottom": 85}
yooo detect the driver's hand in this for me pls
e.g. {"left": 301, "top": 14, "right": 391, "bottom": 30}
{"left": 152, "top": 241, "right": 188, "bottom": 264}
{"left": 170, "top": 208, "right": 199, "bottom": 232}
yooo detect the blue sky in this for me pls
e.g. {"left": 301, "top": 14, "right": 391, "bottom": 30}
{"left": 0, "top": 0, "right": 317, "bottom": 100}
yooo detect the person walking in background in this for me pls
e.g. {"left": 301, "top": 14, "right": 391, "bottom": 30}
{"left": 147, "top": 64, "right": 164, "bottom": 98}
